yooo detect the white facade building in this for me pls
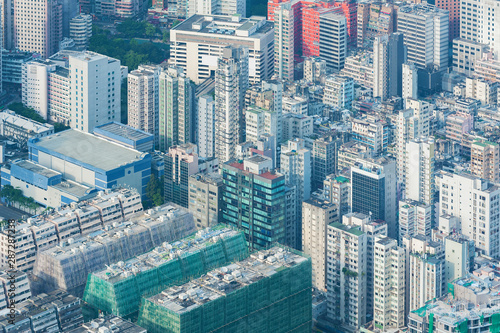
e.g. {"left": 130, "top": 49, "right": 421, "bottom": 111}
{"left": 170, "top": 15, "right": 274, "bottom": 85}
{"left": 197, "top": 95, "right": 215, "bottom": 159}
{"left": 323, "top": 75, "right": 354, "bottom": 109}
{"left": 302, "top": 198, "right": 338, "bottom": 291}
{"left": 214, "top": 46, "right": 249, "bottom": 165}
{"left": 402, "top": 63, "right": 418, "bottom": 104}
{"left": 373, "top": 237, "right": 406, "bottom": 331}
{"left": 438, "top": 171, "right": 500, "bottom": 258}
{"left": 399, "top": 200, "right": 433, "bottom": 243}
{"left": 69, "top": 14, "right": 93, "bottom": 49}
{"left": 187, "top": 0, "right": 246, "bottom": 17}
{"left": 397, "top": 4, "right": 449, "bottom": 69}
{"left": 405, "top": 137, "right": 435, "bottom": 206}
{"left": 274, "top": 2, "right": 294, "bottom": 81}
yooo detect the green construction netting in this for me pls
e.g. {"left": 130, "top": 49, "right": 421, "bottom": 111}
{"left": 136, "top": 255, "right": 313, "bottom": 333}
{"left": 456, "top": 319, "right": 468, "bottom": 333}
{"left": 491, "top": 313, "right": 500, "bottom": 333}
{"left": 83, "top": 232, "right": 249, "bottom": 319}
{"left": 429, "top": 312, "right": 434, "bottom": 333}
{"left": 448, "top": 283, "right": 455, "bottom": 298}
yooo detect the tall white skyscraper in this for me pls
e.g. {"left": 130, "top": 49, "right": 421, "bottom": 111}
{"left": 23, "top": 51, "right": 124, "bottom": 130}
{"left": 69, "top": 52, "right": 121, "bottom": 133}
{"left": 197, "top": 95, "right": 215, "bottom": 159}
{"left": 128, "top": 65, "right": 161, "bottom": 147}
{"left": 302, "top": 197, "right": 338, "bottom": 291}
{"left": 402, "top": 63, "right": 418, "bottom": 105}
{"left": 373, "top": 237, "right": 406, "bottom": 331}
{"left": 405, "top": 138, "right": 435, "bottom": 206}
{"left": 399, "top": 200, "right": 433, "bottom": 243}
{"left": 397, "top": 4, "right": 449, "bottom": 70}
{"left": 14, "top": 0, "right": 62, "bottom": 58}
{"left": 214, "top": 46, "right": 249, "bottom": 165}
{"left": 281, "top": 138, "right": 311, "bottom": 202}
{"left": 273, "top": 2, "right": 294, "bottom": 81}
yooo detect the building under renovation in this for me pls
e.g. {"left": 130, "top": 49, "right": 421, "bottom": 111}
{"left": 83, "top": 226, "right": 249, "bottom": 320}
{"left": 137, "top": 246, "right": 312, "bottom": 333}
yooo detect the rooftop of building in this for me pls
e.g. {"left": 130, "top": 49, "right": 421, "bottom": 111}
{"left": 94, "top": 122, "right": 153, "bottom": 143}
{"left": 29, "top": 130, "right": 148, "bottom": 172}
{"left": 226, "top": 160, "right": 282, "bottom": 180}
{"left": 51, "top": 179, "right": 94, "bottom": 198}
{"left": 472, "top": 138, "right": 498, "bottom": 147}
{"left": 411, "top": 296, "right": 500, "bottom": 326}
{"left": 189, "top": 172, "right": 223, "bottom": 185}
{"left": 68, "top": 315, "right": 146, "bottom": 333}
{"left": 92, "top": 225, "right": 241, "bottom": 284}
{"left": 329, "top": 221, "right": 365, "bottom": 236}
{"left": 375, "top": 237, "right": 395, "bottom": 246}
{"left": 14, "top": 160, "right": 60, "bottom": 179}
{"left": 173, "top": 14, "right": 273, "bottom": 38}
{"left": 147, "top": 246, "right": 308, "bottom": 314}
{"left": 0, "top": 110, "right": 54, "bottom": 133}
{"left": 304, "top": 197, "right": 336, "bottom": 209}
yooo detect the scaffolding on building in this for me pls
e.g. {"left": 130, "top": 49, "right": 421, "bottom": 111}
{"left": 82, "top": 226, "right": 249, "bottom": 319}
{"left": 136, "top": 246, "right": 313, "bottom": 333}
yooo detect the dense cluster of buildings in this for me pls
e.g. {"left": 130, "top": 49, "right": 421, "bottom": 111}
{"left": 4, "top": 0, "right": 500, "bottom": 331}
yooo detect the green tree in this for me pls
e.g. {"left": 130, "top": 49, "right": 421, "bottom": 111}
{"left": 145, "top": 23, "right": 158, "bottom": 37}
{"left": 145, "top": 175, "right": 164, "bottom": 208}
{"left": 162, "top": 31, "right": 170, "bottom": 43}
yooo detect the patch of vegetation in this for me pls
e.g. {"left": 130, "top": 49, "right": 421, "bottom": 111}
{"left": 144, "top": 175, "right": 164, "bottom": 209}
{"left": 8, "top": 103, "right": 46, "bottom": 123}
{"left": 0, "top": 185, "right": 39, "bottom": 212}
{"left": 89, "top": 26, "right": 168, "bottom": 70}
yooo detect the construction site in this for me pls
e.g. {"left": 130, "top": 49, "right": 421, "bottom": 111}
{"left": 137, "top": 246, "right": 312, "bottom": 333}
{"left": 32, "top": 203, "right": 196, "bottom": 296}
{"left": 82, "top": 225, "right": 249, "bottom": 320}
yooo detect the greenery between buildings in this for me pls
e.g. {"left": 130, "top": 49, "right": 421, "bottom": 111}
{"left": 0, "top": 185, "right": 39, "bottom": 213}
{"left": 89, "top": 23, "right": 168, "bottom": 70}
{"left": 144, "top": 175, "right": 164, "bottom": 209}
{"left": 7, "top": 103, "right": 70, "bottom": 133}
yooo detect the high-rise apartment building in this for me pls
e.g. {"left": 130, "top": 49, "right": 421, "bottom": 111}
{"left": 281, "top": 138, "right": 311, "bottom": 202}
{"left": 399, "top": 200, "right": 433, "bottom": 244}
{"left": 221, "top": 155, "right": 286, "bottom": 250}
{"left": 397, "top": 4, "right": 449, "bottom": 70}
{"left": 460, "top": 0, "right": 500, "bottom": 56}
{"left": 23, "top": 51, "right": 122, "bottom": 131}
{"left": 471, "top": 138, "right": 499, "bottom": 183}
{"left": 437, "top": 171, "right": 500, "bottom": 257}
{"left": 273, "top": 2, "right": 295, "bottom": 81}
{"left": 128, "top": 65, "right": 161, "bottom": 147}
{"left": 405, "top": 138, "right": 435, "bottom": 207}
{"left": 395, "top": 99, "right": 431, "bottom": 184}
{"left": 170, "top": 15, "right": 273, "bottom": 85}
{"left": 435, "top": 0, "right": 459, "bottom": 39}
{"left": 69, "top": 14, "right": 93, "bottom": 50}
{"left": 402, "top": 63, "right": 418, "bottom": 104}
{"left": 187, "top": 0, "right": 246, "bottom": 17}
{"left": 159, "top": 66, "right": 193, "bottom": 152}
{"left": 197, "top": 95, "right": 215, "bottom": 159}
{"left": 357, "top": 2, "right": 396, "bottom": 48}
{"left": 342, "top": 212, "right": 388, "bottom": 321}
{"left": 214, "top": 46, "right": 249, "bottom": 166}
{"left": 319, "top": 13, "right": 347, "bottom": 71}
{"left": 164, "top": 143, "right": 201, "bottom": 208}
{"left": 302, "top": 197, "right": 338, "bottom": 291}
{"left": 188, "top": 173, "right": 223, "bottom": 229}
{"left": 14, "top": 0, "right": 62, "bottom": 58}
{"left": 245, "top": 106, "right": 279, "bottom": 146}
{"left": 351, "top": 156, "right": 397, "bottom": 239}
{"left": 373, "top": 237, "right": 406, "bottom": 331}
{"left": 323, "top": 75, "right": 354, "bottom": 109}
{"left": 312, "top": 135, "right": 343, "bottom": 190}
{"left": 268, "top": 0, "right": 358, "bottom": 52}
{"left": 351, "top": 116, "right": 390, "bottom": 156}
{"left": 327, "top": 221, "right": 367, "bottom": 330}
{"left": 323, "top": 174, "right": 350, "bottom": 217}
{"left": 73, "top": 54, "right": 121, "bottom": 132}
{"left": 303, "top": 57, "right": 327, "bottom": 84}
{"left": 372, "top": 33, "right": 404, "bottom": 100}
{"left": 409, "top": 250, "right": 445, "bottom": 312}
